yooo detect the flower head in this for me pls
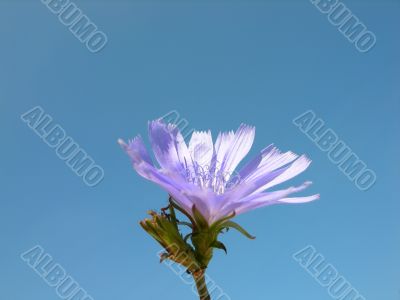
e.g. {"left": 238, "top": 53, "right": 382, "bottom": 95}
{"left": 119, "top": 120, "right": 319, "bottom": 225}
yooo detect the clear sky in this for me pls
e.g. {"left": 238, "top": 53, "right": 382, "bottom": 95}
{"left": 1, "top": 1, "right": 399, "bottom": 299}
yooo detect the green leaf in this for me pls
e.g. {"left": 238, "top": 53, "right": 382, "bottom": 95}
{"left": 223, "top": 221, "right": 256, "bottom": 239}
{"left": 211, "top": 240, "right": 227, "bottom": 254}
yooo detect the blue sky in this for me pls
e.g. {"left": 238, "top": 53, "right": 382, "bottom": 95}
{"left": 1, "top": 1, "right": 399, "bottom": 299}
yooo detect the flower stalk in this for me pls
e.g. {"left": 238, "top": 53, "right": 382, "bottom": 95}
{"left": 193, "top": 269, "right": 211, "bottom": 300}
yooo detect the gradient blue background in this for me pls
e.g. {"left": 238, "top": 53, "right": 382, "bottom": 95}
{"left": 1, "top": 0, "right": 399, "bottom": 299}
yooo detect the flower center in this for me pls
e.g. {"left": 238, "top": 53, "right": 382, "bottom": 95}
{"left": 183, "top": 162, "right": 241, "bottom": 194}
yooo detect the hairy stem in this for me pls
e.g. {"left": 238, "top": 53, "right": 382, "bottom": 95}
{"left": 193, "top": 269, "right": 211, "bottom": 300}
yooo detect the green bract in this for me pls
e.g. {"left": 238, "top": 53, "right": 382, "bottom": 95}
{"left": 140, "top": 196, "right": 255, "bottom": 275}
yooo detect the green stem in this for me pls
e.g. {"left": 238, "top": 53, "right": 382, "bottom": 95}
{"left": 193, "top": 269, "right": 211, "bottom": 300}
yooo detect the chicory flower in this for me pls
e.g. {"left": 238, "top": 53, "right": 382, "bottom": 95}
{"left": 119, "top": 120, "right": 319, "bottom": 225}
{"left": 119, "top": 119, "right": 319, "bottom": 300}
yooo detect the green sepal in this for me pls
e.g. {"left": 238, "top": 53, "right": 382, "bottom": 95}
{"left": 211, "top": 240, "right": 227, "bottom": 254}
{"left": 209, "top": 211, "right": 236, "bottom": 232}
{"left": 191, "top": 205, "right": 209, "bottom": 230}
{"left": 183, "top": 233, "right": 193, "bottom": 243}
{"left": 140, "top": 196, "right": 256, "bottom": 277}
{"left": 140, "top": 211, "right": 199, "bottom": 270}
{"left": 222, "top": 221, "right": 256, "bottom": 239}
{"left": 178, "top": 221, "right": 193, "bottom": 229}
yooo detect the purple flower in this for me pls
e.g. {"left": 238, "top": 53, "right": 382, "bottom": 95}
{"left": 119, "top": 120, "right": 319, "bottom": 225}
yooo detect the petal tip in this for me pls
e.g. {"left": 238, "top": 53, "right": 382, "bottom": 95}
{"left": 118, "top": 138, "right": 127, "bottom": 149}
